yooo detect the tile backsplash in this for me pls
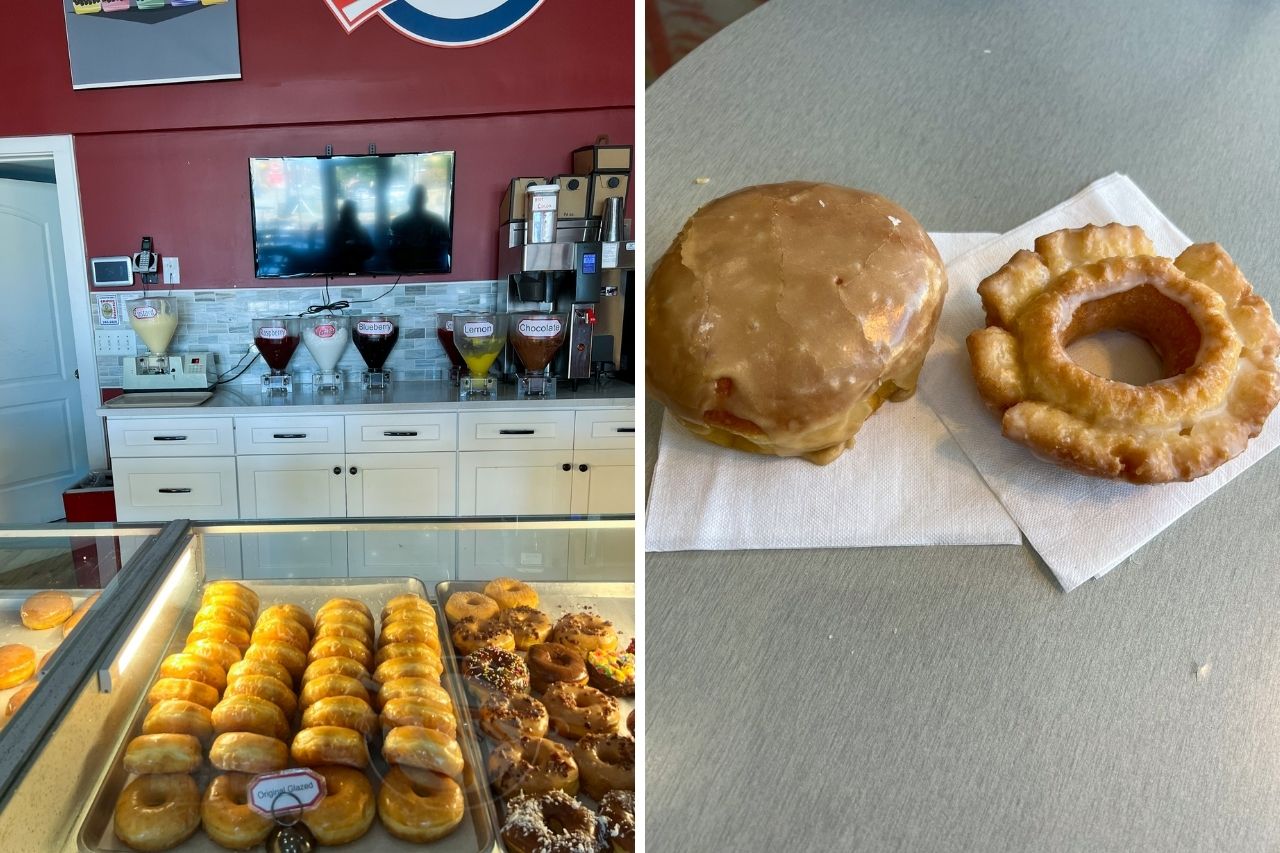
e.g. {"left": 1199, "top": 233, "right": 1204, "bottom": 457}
{"left": 94, "top": 281, "right": 498, "bottom": 390}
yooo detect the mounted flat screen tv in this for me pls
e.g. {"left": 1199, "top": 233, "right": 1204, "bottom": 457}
{"left": 249, "top": 151, "right": 455, "bottom": 278}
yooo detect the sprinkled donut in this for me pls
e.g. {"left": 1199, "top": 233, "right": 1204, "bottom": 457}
{"left": 462, "top": 647, "right": 529, "bottom": 702}
{"left": 501, "top": 790, "right": 602, "bottom": 853}
{"left": 487, "top": 736, "right": 579, "bottom": 798}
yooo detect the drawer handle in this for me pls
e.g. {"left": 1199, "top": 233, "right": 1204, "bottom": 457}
{"left": 578, "top": 463, "right": 589, "bottom": 472}
{"left": 152, "top": 435, "right": 187, "bottom": 441}
{"left": 333, "top": 467, "right": 341, "bottom": 475}
{"left": 499, "top": 429, "right": 536, "bottom": 435}
{"left": 273, "top": 433, "right": 308, "bottom": 439}
{"left": 350, "top": 466, "right": 358, "bottom": 475}
{"left": 383, "top": 431, "right": 419, "bottom": 437}
{"left": 561, "top": 463, "right": 571, "bottom": 472}
{"left": 615, "top": 427, "right": 635, "bottom": 433}
{"left": 157, "top": 487, "right": 192, "bottom": 494}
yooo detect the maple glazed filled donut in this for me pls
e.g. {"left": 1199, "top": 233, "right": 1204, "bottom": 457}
{"left": 647, "top": 181, "right": 948, "bottom": 464}
{"left": 968, "top": 223, "right": 1280, "bottom": 483}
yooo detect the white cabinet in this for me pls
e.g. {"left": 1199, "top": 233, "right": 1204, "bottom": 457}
{"left": 113, "top": 457, "right": 239, "bottom": 521}
{"left": 108, "top": 417, "right": 235, "bottom": 457}
{"left": 234, "top": 416, "right": 345, "bottom": 455}
{"left": 458, "top": 450, "right": 574, "bottom": 516}
{"left": 345, "top": 413, "right": 456, "bottom": 454}
{"left": 570, "top": 449, "right": 635, "bottom": 515}
{"left": 236, "top": 454, "right": 347, "bottom": 579}
{"left": 346, "top": 451, "right": 457, "bottom": 584}
{"left": 458, "top": 411, "right": 576, "bottom": 452}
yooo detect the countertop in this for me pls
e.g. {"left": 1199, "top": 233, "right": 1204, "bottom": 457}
{"left": 646, "top": 2, "right": 1280, "bottom": 851}
{"left": 97, "top": 380, "right": 635, "bottom": 417}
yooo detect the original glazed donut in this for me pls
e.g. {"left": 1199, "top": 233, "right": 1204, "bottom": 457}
{"left": 313, "top": 618, "right": 374, "bottom": 645}
{"left": 478, "top": 693, "right": 549, "bottom": 742}
{"left": 186, "top": 622, "right": 251, "bottom": 652}
{"left": 251, "top": 617, "right": 310, "bottom": 653}
{"left": 212, "top": 694, "right": 290, "bottom": 740}
{"left": 586, "top": 649, "right": 636, "bottom": 697}
{"left": 258, "top": 604, "right": 313, "bottom": 636}
{"left": 380, "top": 594, "right": 435, "bottom": 622}
{"left": 374, "top": 641, "right": 442, "bottom": 668}
{"left": 6, "top": 682, "right": 36, "bottom": 717}
{"left": 0, "top": 644, "right": 37, "bottom": 690}
{"left": 378, "top": 766, "right": 465, "bottom": 843}
{"left": 543, "top": 683, "right": 621, "bottom": 740}
{"left": 114, "top": 773, "right": 201, "bottom": 852}
{"left": 317, "top": 597, "right": 373, "bottom": 621}
{"left": 599, "top": 789, "right": 636, "bottom": 853}
{"left": 20, "top": 590, "right": 74, "bottom": 630}
{"left": 444, "top": 591, "right": 499, "bottom": 626}
{"left": 301, "top": 656, "right": 371, "bottom": 687}
{"left": 451, "top": 617, "right": 516, "bottom": 655}
{"left": 243, "top": 641, "right": 307, "bottom": 684}
{"left": 142, "top": 699, "right": 215, "bottom": 744}
{"left": 501, "top": 790, "right": 602, "bottom": 853}
{"left": 301, "top": 695, "right": 378, "bottom": 738}
{"left": 968, "top": 223, "right": 1280, "bottom": 483}
{"left": 373, "top": 656, "right": 442, "bottom": 685}
{"left": 308, "top": 636, "right": 374, "bottom": 671}
{"left": 123, "top": 733, "right": 203, "bottom": 775}
{"left": 299, "top": 673, "right": 371, "bottom": 710}
{"left": 300, "top": 765, "right": 375, "bottom": 846}
{"left": 184, "top": 638, "right": 241, "bottom": 673}
{"left": 148, "top": 677, "right": 220, "bottom": 710}
{"left": 377, "top": 619, "right": 440, "bottom": 650}
{"left": 380, "top": 696, "right": 457, "bottom": 737}
{"left": 462, "top": 647, "right": 529, "bottom": 702}
{"left": 226, "top": 658, "right": 292, "bottom": 690}
{"left": 159, "top": 652, "right": 227, "bottom": 692}
{"left": 200, "top": 593, "right": 257, "bottom": 624}
{"left": 62, "top": 591, "right": 100, "bottom": 638}
{"left": 572, "top": 734, "right": 636, "bottom": 800}
{"left": 483, "top": 577, "right": 539, "bottom": 610}
{"left": 382, "top": 725, "right": 464, "bottom": 778}
{"left": 487, "top": 737, "right": 580, "bottom": 798}
{"left": 223, "top": 673, "right": 298, "bottom": 719}
{"left": 194, "top": 603, "right": 253, "bottom": 633}
{"left": 290, "top": 725, "right": 369, "bottom": 769}
{"left": 526, "top": 642, "right": 588, "bottom": 694}
{"left": 495, "top": 606, "right": 553, "bottom": 650}
{"left": 377, "top": 677, "right": 453, "bottom": 711}
{"left": 551, "top": 612, "right": 619, "bottom": 655}
{"left": 204, "top": 581, "right": 259, "bottom": 612}
{"left": 316, "top": 607, "right": 375, "bottom": 636}
{"left": 201, "top": 772, "right": 273, "bottom": 850}
{"left": 209, "top": 732, "right": 289, "bottom": 774}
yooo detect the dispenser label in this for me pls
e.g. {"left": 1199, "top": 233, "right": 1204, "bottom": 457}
{"left": 463, "top": 321, "right": 495, "bottom": 337}
{"left": 314, "top": 324, "right": 337, "bottom": 339}
{"left": 529, "top": 193, "right": 557, "bottom": 212}
{"left": 257, "top": 326, "right": 287, "bottom": 340}
{"left": 517, "top": 318, "right": 562, "bottom": 338}
{"left": 132, "top": 306, "right": 157, "bottom": 320}
{"left": 357, "top": 321, "right": 394, "bottom": 335}
{"left": 247, "top": 769, "right": 326, "bottom": 818}
{"left": 444, "top": 319, "right": 454, "bottom": 332}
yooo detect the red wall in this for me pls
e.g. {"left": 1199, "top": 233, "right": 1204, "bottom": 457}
{"left": 1, "top": 0, "right": 634, "bottom": 288}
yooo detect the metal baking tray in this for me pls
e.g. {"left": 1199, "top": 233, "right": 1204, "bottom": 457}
{"left": 77, "top": 577, "right": 498, "bottom": 853}
{"left": 435, "top": 582, "right": 636, "bottom": 840}
{"left": 0, "top": 590, "right": 99, "bottom": 727}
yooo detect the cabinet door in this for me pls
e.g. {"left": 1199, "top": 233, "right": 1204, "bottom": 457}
{"left": 346, "top": 452, "right": 456, "bottom": 584}
{"left": 457, "top": 450, "right": 573, "bottom": 516}
{"left": 570, "top": 449, "right": 635, "bottom": 515}
{"left": 348, "top": 530, "right": 456, "bottom": 587}
{"left": 236, "top": 454, "right": 347, "bottom": 579}
{"left": 113, "top": 456, "right": 239, "bottom": 521}
{"left": 456, "top": 530, "right": 569, "bottom": 582}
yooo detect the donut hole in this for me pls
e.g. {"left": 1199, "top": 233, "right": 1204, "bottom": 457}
{"left": 1063, "top": 284, "right": 1201, "bottom": 385}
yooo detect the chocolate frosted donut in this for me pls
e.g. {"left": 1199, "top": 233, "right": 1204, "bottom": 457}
{"left": 462, "top": 647, "right": 529, "bottom": 702}
{"left": 526, "top": 643, "right": 588, "bottom": 694}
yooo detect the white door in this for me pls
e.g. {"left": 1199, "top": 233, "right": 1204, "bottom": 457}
{"left": 237, "top": 453, "right": 347, "bottom": 579}
{"left": 346, "top": 451, "right": 457, "bottom": 584}
{"left": 569, "top": 448, "right": 635, "bottom": 581}
{"left": 457, "top": 450, "right": 573, "bottom": 580}
{"left": 0, "top": 176, "right": 88, "bottom": 522}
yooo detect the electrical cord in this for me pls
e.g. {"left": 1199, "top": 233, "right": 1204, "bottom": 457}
{"left": 213, "top": 349, "right": 261, "bottom": 386}
{"left": 299, "top": 276, "right": 401, "bottom": 316}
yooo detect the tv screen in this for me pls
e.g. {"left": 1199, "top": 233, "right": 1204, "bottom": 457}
{"left": 249, "top": 151, "right": 455, "bottom": 278}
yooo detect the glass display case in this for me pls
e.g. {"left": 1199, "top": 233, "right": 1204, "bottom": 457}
{"left": 0, "top": 516, "right": 635, "bottom": 852}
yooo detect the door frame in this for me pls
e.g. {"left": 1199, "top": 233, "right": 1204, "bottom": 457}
{"left": 0, "top": 134, "right": 104, "bottom": 469}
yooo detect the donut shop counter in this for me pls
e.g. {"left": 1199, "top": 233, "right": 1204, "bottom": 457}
{"left": 0, "top": 519, "right": 635, "bottom": 852}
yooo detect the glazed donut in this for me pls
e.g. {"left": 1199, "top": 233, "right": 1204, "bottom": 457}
{"left": 204, "top": 580, "right": 259, "bottom": 610}
{"left": 315, "top": 607, "right": 375, "bottom": 636}
{"left": 148, "top": 677, "right": 220, "bottom": 710}
{"left": 290, "top": 725, "right": 369, "bottom": 769}
{"left": 586, "top": 649, "right": 636, "bottom": 697}
{"left": 143, "top": 699, "right": 215, "bottom": 744}
{"left": 201, "top": 772, "right": 273, "bottom": 850}
{"left": 223, "top": 673, "right": 297, "bottom": 719}
{"left": 258, "top": 604, "right": 313, "bottom": 636}
{"left": 487, "top": 737, "right": 579, "bottom": 798}
{"left": 160, "top": 652, "right": 227, "bottom": 692}
{"left": 377, "top": 619, "right": 440, "bottom": 649}
{"left": 0, "top": 644, "right": 37, "bottom": 690}
{"left": 301, "top": 765, "right": 375, "bottom": 846}
{"left": 194, "top": 603, "right": 253, "bottom": 633}
{"left": 382, "top": 725, "right": 464, "bottom": 778}
{"left": 308, "top": 636, "right": 373, "bottom": 671}
{"left": 551, "top": 612, "right": 619, "bottom": 655}
{"left": 599, "top": 789, "right": 636, "bottom": 853}
{"left": 373, "top": 655, "right": 442, "bottom": 685}
{"left": 251, "top": 617, "right": 310, "bottom": 653}
{"left": 380, "top": 593, "right": 435, "bottom": 622}
{"left": 301, "top": 695, "right": 378, "bottom": 738}
{"left": 317, "top": 597, "right": 372, "bottom": 621}
{"left": 6, "top": 682, "right": 37, "bottom": 717}
{"left": 301, "top": 656, "right": 371, "bottom": 687}
{"left": 526, "top": 642, "right": 588, "bottom": 694}
{"left": 200, "top": 593, "right": 257, "bottom": 624}
{"left": 573, "top": 734, "right": 636, "bottom": 800}
{"left": 212, "top": 694, "right": 290, "bottom": 740}
{"left": 375, "top": 641, "right": 442, "bottom": 668}
{"left": 483, "top": 577, "right": 539, "bottom": 610}
{"left": 184, "top": 638, "right": 241, "bottom": 672}
{"left": 495, "top": 606, "right": 553, "bottom": 650}
{"left": 209, "top": 732, "right": 289, "bottom": 774}
{"left": 444, "top": 591, "right": 499, "bottom": 626}
{"left": 968, "top": 223, "right": 1280, "bottom": 483}
{"left": 62, "top": 591, "right": 100, "bottom": 638}
{"left": 543, "top": 682, "right": 621, "bottom": 740}
{"left": 227, "top": 658, "right": 292, "bottom": 690}
{"left": 502, "top": 790, "right": 601, "bottom": 853}
{"left": 380, "top": 696, "right": 457, "bottom": 737}
{"left": 123, "top": 733, "right": 202, "bottom": 775}
{"left": 243, "top": 641, "right": 307, "bottom": 684}
{"left": 186, "top": 622, "right": 251, "bottom": 652}
{"left": 478, "top": 693, "right": 549, "bottom": 742}
{"left": 462, "top": 647, "right": 529, "bottom": 702}
{"left": 377, "top": 677, "right": 452, "bottom": 711}
{"left": 313, "top": 618, "right": 374, "bottom": 645}
{"left": 299, "top": 673, "right": 371, "bottom": 710}
{"left": 20, "top": 590, "right": 74, "bottom": 630}
{"left": 378, "top": 766, "right": 464, "bottom": 843}
{"left": 114, "top": 773, "right": 200, "bottom": 852}
{"left": 451, "top": 617, "right": 516, "bottom": 655}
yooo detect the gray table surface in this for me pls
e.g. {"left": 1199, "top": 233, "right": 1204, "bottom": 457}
{"left": 645, "top": 2, "right": 1280, "bottom": 850}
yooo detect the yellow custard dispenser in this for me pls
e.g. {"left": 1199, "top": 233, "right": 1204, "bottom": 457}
{"left": 453, "top": 312, "right": 508, "bottom": 399}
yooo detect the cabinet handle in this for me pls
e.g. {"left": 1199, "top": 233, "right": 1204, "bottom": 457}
{"left": 333, "top": 466, "right": 341, "bottom": 475}
{"left": 615, "top": 427, "right": 635, "bottom": 434}
{"left": 383, "top": 431, "right": 419, "bottom": 437}
{"left": 561, "top": 463, "right": 571, "bottom": 472}
{"left": 273, "top": 433, "right": 307, "bottom": 439}
{"left": 152, "top": 435, "right": 187, "bottom": 441}
{"left": 499, "top": 429, "right": 536, "bottom": 435}
{"left": 157, "top": 487, "right": 192, "bottom": 494}
{"left": 578, "top": 464, "right": 589, "bottom": 472}
{"left": 349, "top": 466, "right": 358, "bottom": 475}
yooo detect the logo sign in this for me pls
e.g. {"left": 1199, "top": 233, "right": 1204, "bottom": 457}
{"left": 463, "top": 321, "right": 494, "bottom": 337}
{"left": 247, "top": 769, "right": 326, "bottom": 818}
{"left": 357, "top": 321, "right": 395, "bottom": 336}
{"left": 517, "top": 318, "right": 561, "bottom": 338}
{"left": 314, "top": 324, "right": 337, "bottom": 339}
{"left": 132, "top": 306, "right": 158, "bottom": 320}
{"left": 257, "top": 326, "right": 287, "bottom": 340}
{"left": 325, "top": 0, "right": 545, "bottom": 48}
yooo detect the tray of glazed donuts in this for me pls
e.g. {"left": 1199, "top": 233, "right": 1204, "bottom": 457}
{"left": 438, "top": 580, "right": 635, "bottom": 853}
{"left": 77, "top": 578, "right": 499, "bottom": 852}
{"left": 0, "top": 589, "right": 101, "bottom": 727}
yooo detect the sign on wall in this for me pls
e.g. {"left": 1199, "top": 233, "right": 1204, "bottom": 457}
{"left": 325, "top": 0, "right": 545, "bottom": 47}
{"left": 64, "top": 0, "right": 241, "bottom": 90}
